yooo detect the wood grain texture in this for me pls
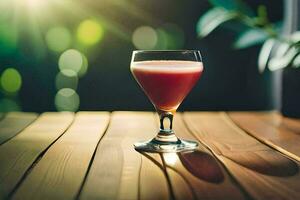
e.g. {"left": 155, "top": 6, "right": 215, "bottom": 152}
{"left": 184, "top": 112, "right": 300, "bottom": 200}
{"left": 79, "top": 112, "right": 170, "bottom": 200}
{"left": 12, "top": 112, "right": 110, "bottom": 200}
{"left": 161, "top": 113, "right": 246, "bottom": 200}
{"left": 229, "top": 111, "right": 300, "bottom": 162}
{"left": 139, "top": 153, "right": 170, "bottom": 200}
{"left": 0, "top": 112, "right": 38, "bottom": 145}
{"left": 0, "top": 112, "right": 74, "bottom": 199}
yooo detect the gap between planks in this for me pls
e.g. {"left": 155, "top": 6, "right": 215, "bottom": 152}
{"left": 163, "top": 113, "right": 247, "bottom": 200}
{"left": 228, "top": 111, "right": 300, "bottom": 162}
{"left": 80, "top": 111, "right": 248, "bottom": 200}
{"left": 183, "top": 112, "right": 300, "bottom": 200}
{"left": 4, "top": 111, "right": 297, "bottom": 200}
{"left": 0, "top": 112, "right": 38, "bottom": 145}
{"left": 0, "top": 112, "right": 74, "bottom": 199}
{"left": 79, "top": 112, "right": 171, "bottom": 200}
{"left": 11, "top": 112, "right": 110, "bottom": 200}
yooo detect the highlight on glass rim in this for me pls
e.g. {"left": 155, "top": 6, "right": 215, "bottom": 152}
{"left": 0, "top": 0, "right": 300, "bottom": 199}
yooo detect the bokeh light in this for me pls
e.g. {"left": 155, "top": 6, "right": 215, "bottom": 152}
{"left": 59, "top": 49, "right": 88, "bottom": 75}
{"left": 0, "top": 98, "right": 20, "bottom": 112}
{"left": 78, "top": 54, "right": 89, "bottom": 77}
{"left": 55, "top": 70, "right": 78, "bottom": 90}
{"left": 0, "top": 23, "right": 17, "bottom": 54}
{"left": 0, "top": 68, "right": 22, "bottom": 94}
{"left": 132, "top": 26, "right": 157, "bottom": 50}
{"left": 163, "top": 23, "right": 185, "bottom": 49}
{"left": 55, "top": 88, "right": 80, "bottom": 111}
{"left": 155, "top": 24, "right": 185, "bottom": 50}
{"left": 77, "top": 20, "right": 104, "bottom": 45}
{"left": 23, "top": 0, "right": 49, "bottom": 12}
{"left": 155, "top": 29, "right": 169, "bottom": 49}
{"left": 46, "top": 27, "right": 72, "bottom": 52}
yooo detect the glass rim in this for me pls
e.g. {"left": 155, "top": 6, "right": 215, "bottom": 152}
{"left": 133, "top": 50, "right": 201, "bottom": 54}
{"left": 131, "top": 50, "right": 202, "bottom": 63}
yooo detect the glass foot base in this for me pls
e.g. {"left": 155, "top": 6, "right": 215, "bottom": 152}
{"left": 134, "top": 138, "right": 198, "bottom": 153}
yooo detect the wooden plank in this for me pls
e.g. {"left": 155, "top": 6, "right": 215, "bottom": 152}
{"left": 161, "top": 113, "right": 246, "bottom": 200}
{"left": 12, "top": 112, "right": 110, "bottom": 200}
{"left": 0, "top": 112, "right": 74, "bottom": 199}
{"left": 79, "top": 112, "right": 170, "bottom": 200}
{"left": 228, "top": 111, "right": 300, "bottom": 162}
{"left": 0, "top": 112, "right": 38, "bottom": 145}
{"left": 184, "top": 112, "right": 300, "bottom": 200}
{"left": 137, "top": 152, "right": 171, "bottom": 200}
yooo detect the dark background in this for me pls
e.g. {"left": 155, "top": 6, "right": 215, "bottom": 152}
{"left": 0, "top": 0, "right": 283, "bottom": 112}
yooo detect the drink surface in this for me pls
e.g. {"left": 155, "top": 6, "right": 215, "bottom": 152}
{"left": 131, "top": 60, "right": 203, "bottom": 111}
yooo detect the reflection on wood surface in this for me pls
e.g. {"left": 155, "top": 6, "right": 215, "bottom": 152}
{"left": 0, "top": 111, "right": 299, "bottom": 200}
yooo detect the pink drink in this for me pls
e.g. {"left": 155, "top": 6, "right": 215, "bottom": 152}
{"left": 131, "top": 60, "right": 203, "bottom": 112}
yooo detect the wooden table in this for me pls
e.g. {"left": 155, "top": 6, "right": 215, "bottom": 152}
{"left": 0, "top": 111, "right": 300, "bottom": 200}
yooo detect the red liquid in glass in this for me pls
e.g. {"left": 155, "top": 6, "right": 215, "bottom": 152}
{"left": 131, "top": 60, "right": 203, "bottom": 111}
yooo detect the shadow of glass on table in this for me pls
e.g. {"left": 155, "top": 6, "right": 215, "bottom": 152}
{"left": 222, "top": 150, "right": 299, "bottom": 177}
{"left": 138, "top": 148, "right": 225, "bottom": 186}
{"left": 177, "top": 150, "right": 224, "bottom": 183}
{"left": 138, "top": 149, "right": 226, "bottom": 200}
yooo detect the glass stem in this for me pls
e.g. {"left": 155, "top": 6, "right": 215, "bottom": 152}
{"left": 159, "top": 111, "right": 173, "bottom": 132}
{"left": 154, "top": 111, "right": 179, "bottom": 143}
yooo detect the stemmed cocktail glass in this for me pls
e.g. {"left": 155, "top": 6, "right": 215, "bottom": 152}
{"left": 131, "top": 50, "right": 204, "bottom": 152}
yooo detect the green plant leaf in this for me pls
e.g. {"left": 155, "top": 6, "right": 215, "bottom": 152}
{"left": 258, "top": 38, "right": 275, "bottom": 73}
{"left": 292, "top": 54, "right": 300, "bottom": 68}
{"left": 274, "top": 42, "right": 290, "bottom": 57}
{"left": 268, "top": 46, "right": 298, "bottom": 71}
{"left": 208, "top": 0, "right": 254, "bottom": 16}
{"left": 234, "top": 28, "right": 268, "bottom": 49}
{"left": 290, "top": 32, "right": 300, "bottom": 68}
{"left": 291, "top": 31, "right": 300, "bottom": 43}
{"left": 196, "top": 8, "right": 238, "bottom": 38}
